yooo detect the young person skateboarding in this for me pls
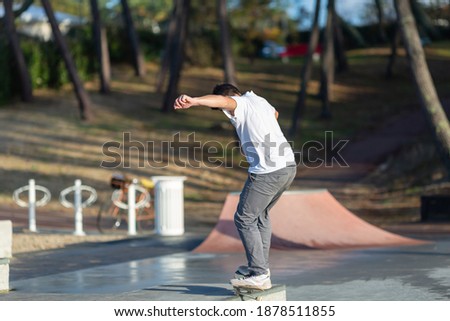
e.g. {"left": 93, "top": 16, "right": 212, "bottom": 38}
{"left": 174, "top": 84, "right": 296, "bottom": 290}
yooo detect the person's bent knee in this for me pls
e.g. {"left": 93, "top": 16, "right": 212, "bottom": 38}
{"left": 234, "top": 211, "right": 258, "bottom": 230}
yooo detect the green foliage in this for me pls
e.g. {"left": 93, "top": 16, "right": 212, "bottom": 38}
{"left": 21, "top": 27, "right": 95, "bottom": 89}
{"left": 98, "top": 0, "right": 173, "bottom": 29}
{"left": 67, "top": 26, "right": 97, "bottom": 78}
{"left": 186, "top": 29, "right": 222, "bottom": 67}
{"left": 104, "top": 26, "right": 128, "bottom": 62}
{"left": 0, "top": 21, "right": 167, "bottom": 106}
{"left": 105, "top": 26, "right": 165, "bottom": 62}
{"left": 229, "top": 0, "right": 292, "bottom": 60}
{"left": 20, "top": 40, "right": 46, "bottom": 88}
{"left": 184, "top": 0, "right": 221, "bottom": 67}
{"left": 136, "top": 28, "right": 166, "bottom": 61}
{"left": 20, "top": 40, "right": 67, "bottom": 89}
{"left": 48, "top": 0, "right": 91, "bottom": 18}
{"left": 0, "top": 27, "right": 97, "bottom": 105}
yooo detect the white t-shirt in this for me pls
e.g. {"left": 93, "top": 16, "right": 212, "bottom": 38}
{"left": 222, "top": 91, "right": 296, "bottom": 174}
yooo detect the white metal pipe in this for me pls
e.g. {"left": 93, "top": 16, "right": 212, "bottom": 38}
{"left": 127, "top": 179, "right": 137, "bottom": 236}
{"left": 28, "top": 179, "right": 37, "bottom": 232}
{"left": 73, "top": 179, "right": 85, "bottom": 236}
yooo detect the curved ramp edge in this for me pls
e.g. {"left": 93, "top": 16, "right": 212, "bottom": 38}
{"left": 193, "top": 190, "right": 425, "bottom": 253}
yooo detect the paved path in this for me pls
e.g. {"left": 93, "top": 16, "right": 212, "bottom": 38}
{"left": 2, "top": 232, "right": 450, "bottom": 301}
{"left": 9, "top": 232, "right": 206, "bottom": 281}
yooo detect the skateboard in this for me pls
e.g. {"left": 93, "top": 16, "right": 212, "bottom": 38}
{"left": 232, "top": 266, "right": 270, "bottom": 300}
{"left": 232, "top": 267, "right": 266, "bottom": 300}
{"left": 232, "top": 285, "right": 265, "bottom": 301}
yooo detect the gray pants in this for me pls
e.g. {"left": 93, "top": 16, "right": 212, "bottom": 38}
{"left": 234, "top": 165, "right": 297, "bottom": 276}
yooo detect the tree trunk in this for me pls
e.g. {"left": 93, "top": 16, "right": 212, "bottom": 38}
{"left": 0, "top": 0, "right": 33, "bottom": 27}
{"left": 409, "top": 0, "right": 441, "bottom": 40}
{"left": 375, "top": 0, "right": 388, "bottom": 42}
{"left": 385, "top": 23, "right": 401, "bottom": 79}
{"left": 289, "top": 0, "right": 321, "bottom": 138}
{"left": 162, "top": 0, "right": 190, "bottom": 113}
{"left": 4, "top": 0, "right": 33, "bottom": 102}
{"left": 89, "top": 0, "right": 111, "bottom": 94}
{"left": 395, "top": 0, "right": 450, "bottom": 176}
{"left": 156, "top": 3, "right": 179, "bottom": 93}
{"left": 319, "top": 0, "right": 335, "bottom": 119}
{"left": 41, "top": 0, "right": 93, "bottom": 121}
{"left": 120, "top": 0, "right": 146, "bottom": 77}
{"left": 217, "top": 0, "right": 237, "bottom": 85}
{"left": 333, "top": 8, "right": 348, "bottom": 73}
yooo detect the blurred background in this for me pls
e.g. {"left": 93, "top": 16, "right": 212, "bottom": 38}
{"left": 0, "top": 0, "right": 449, "bottom": 241}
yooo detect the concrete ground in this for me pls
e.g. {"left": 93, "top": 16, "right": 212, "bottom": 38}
{"left": 1, "top": 228, "right": 450, "bottom": 301}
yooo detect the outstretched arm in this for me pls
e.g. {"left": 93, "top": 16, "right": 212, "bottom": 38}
{"left": 174, "top": 94, "right": 237, "bottom": 111}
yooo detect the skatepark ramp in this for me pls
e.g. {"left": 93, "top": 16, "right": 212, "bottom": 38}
{"left": 194, "top": 190, "right": 424, "bottom": 252}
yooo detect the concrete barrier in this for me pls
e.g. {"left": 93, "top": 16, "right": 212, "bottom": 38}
{"left": 0, "top": 220, "right": 12, "bottom": 293}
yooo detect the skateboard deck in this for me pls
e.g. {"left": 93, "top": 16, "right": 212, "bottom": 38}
{"left": 227, "top": 284, "right": 286, "bottom": 301}
{"left": 232, "top": 267, "right": 271, "bottom": 300}
{"left": 233, "top": 286, "right": 266, "bottom": 301}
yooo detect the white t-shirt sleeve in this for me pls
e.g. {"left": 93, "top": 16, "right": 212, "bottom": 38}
{"left": 230, "top": 95, "right": 249, "bottom": 120}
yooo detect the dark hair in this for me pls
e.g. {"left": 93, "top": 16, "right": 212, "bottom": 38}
{"left": 212, "top": 83, "right": 241, "bottom": 96}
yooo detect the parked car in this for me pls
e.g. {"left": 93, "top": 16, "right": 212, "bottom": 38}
{"left": 279, "top": 43, "right": 322, "bottom": 62}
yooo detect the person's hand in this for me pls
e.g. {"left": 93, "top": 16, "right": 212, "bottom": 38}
{"left": 174, "top": 94, "right": 196, "bottom": 110}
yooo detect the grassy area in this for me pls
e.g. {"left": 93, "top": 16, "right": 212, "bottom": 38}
{"left": 1, "top": 42, "right": 450, "bottom": 226}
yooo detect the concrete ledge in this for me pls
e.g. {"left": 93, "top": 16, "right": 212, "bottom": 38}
{"left": 0, "top": 264, "right": 9, "bottom": 293}
{"left": 0, "top": 220, "right": 12, "bottom": 259}
{"left": 226, "top": 284, "right": 286, "bottom": 301}
{"left": 0, "top": 220, "right": 12, "bottom": 293}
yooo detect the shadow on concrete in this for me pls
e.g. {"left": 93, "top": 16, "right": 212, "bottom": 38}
{"left": 143, "top": 284, "right": 234, "bottom": 297}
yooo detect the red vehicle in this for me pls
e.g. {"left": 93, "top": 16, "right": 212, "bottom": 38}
{"left": 279, "top": 43, "right": 322, "bottom": 59}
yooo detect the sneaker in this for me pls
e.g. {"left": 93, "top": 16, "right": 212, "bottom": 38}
{"left": 230, "top": 273, "right": 272, "bottom": 290}
{"left": 235, "top": 265, "right": 270, "bottom": 279}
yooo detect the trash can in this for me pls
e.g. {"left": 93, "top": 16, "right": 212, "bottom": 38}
{"left": 151, "top": 176, "right": 187, "bottom": 236}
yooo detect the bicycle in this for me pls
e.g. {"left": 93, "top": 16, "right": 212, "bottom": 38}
{"left": 96, "top": 174, "right": 155, "bottom": 233}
